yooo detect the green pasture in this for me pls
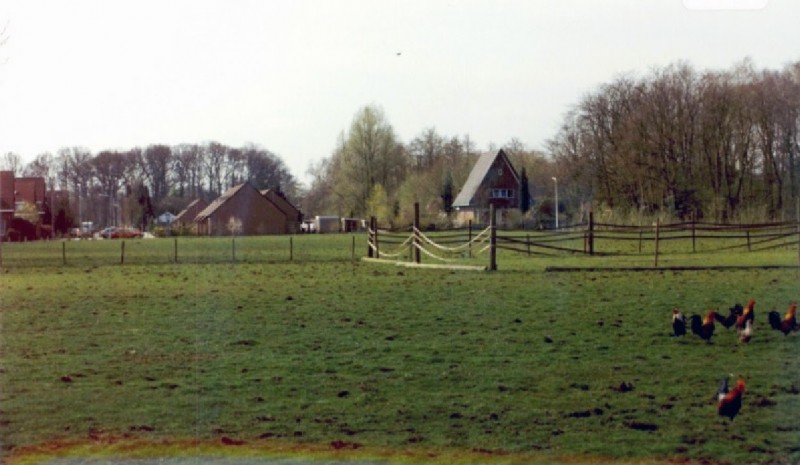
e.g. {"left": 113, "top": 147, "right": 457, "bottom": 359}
{"left": 0, "top": 234, "right": 798, "bottom": 464}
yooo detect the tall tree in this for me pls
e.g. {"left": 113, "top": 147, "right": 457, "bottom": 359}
{"left": 139, "top": 144, "right": 172, "bottom": 205}
{"left": 441, "top": 171, "right": 454, "bottom": 214}
{"left": 1, "top": 152, "right": 23, "bottom": 175}
{"left": 333, "top": 106, "right": 407, "bottom": 216}
{"left": 519, "top": 167, "right": 531, "bottom": 213}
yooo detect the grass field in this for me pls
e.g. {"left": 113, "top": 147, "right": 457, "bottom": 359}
{"left": 0, "top": 235, "right": 798, "bottom": 464}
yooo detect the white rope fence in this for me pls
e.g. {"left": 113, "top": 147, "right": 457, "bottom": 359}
{"left": 413, "top": 226, "right": 491, "bottom": 253}
{"left": 366, "top": 228, "right": 414, "bottom": 258}
{"left": 368, "top": 226, "right": 493, "bottom": 263}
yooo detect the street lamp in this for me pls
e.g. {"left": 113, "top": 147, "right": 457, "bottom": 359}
{"left": 552, "top": 177, "right": 559, "bottom": 230}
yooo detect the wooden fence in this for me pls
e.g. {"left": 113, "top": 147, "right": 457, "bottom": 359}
{"left": 368, "top": 205, "right": 800, "bottom": 270}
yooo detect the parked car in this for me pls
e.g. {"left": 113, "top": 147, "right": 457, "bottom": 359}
{"left": 99, "top": 227, "right": 116, "bottom": 239}
{"left": 101, "top": 227, "right": 143, "bottom": 239}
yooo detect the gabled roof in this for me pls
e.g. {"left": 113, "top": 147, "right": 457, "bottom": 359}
{"left": 195, "top": 183, "right": 248, "bottom": 222}
{"left": 175, "top": 198, "right": 209, "bottom": 223}
{"left": 452, "top": 149, "right": 520, "bottom": 208}
{"left": 260, "top": 189, "right": 300, "bottom": 219}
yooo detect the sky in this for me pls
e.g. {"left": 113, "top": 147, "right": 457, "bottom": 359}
{"left": 0, "top": 0, "right": 798, "bottom": 187}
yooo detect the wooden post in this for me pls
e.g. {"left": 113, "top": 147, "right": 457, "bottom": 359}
{"left": 746, "top": 230, "right": 751, "bottom": 252}
{"left": 62, "top": 241, "right": 66, "bottom": 266}
{"left": 489, "top": 204, "right": 497, "bottom": 271}
{"left": 121, "top": 240, "right": 125, "bottom": 265}
{"left": 290, "top": 236, "right": 293, "bottom": 261}
{"left": 588, "top": 211, "right": 594, "bottom": 256}
{"left": 654, "top": 219, "right": 660, "bottom": 268}
{"left": 638, "top": 230, "right": 643, "bottom": 254}
{"left": 351, "top": 235, "right": 355, "bottom": 261}
{"left": 413, "top": 202, "right": 421, "bottom": 264}
{"left": 527, "top": 233, "right": 531, "bottom": 256}
{"left": 374, "top": 217, "right": 380, "bottom": 259}
{"left": 468, "top": 220, "right": 472, "bottom": 258}
{"left": 174, "top": 237, "right": 178, "bottom": 263}
{"left": 367, "top": 217, "right": 374, "bottom": 258}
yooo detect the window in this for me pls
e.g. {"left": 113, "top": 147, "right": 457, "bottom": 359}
{"left": 490, "top": 189, "right": 514, "bottom": 199}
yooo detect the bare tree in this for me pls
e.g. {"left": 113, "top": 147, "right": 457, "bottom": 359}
{"left": 1, "top": 152, "right": 22, "bottom": 175}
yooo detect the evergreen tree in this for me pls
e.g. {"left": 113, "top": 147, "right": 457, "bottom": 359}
{"left": 441, "top": 171, "right": 454, "bottom": 214}
{"left": 519, "top": 167, "right": 531, "bottom": 213}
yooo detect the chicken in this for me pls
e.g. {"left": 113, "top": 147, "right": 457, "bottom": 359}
{"left": 672, "top": 308, "right": 686, "bottom": 337}
{"left": 717, "top": 376, "right": 746, "bottom": 421}
{"left": 735, "top": 299, "right": 755, "bottom": 331}
{"left": 738, "top": 319, "right": 753, "bottom": 343}
{"left": 715, "top": 303, "right": 743, "bottom": 329}
{"left": 768, "top": 303, "right": 798, "bottom": 335}
{"left": 690, "top": 309, "right": 717, "bottom": 341}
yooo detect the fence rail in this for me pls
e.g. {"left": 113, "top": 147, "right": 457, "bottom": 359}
{"left": 368, "top": 205, "right": 800, "bottom": 270}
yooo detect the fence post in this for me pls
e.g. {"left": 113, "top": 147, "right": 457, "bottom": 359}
{"left": 367, "top": 217, "right": 375, "bottom": 258}
{"left": 746, "top": 230, "right": 751, "bottom": 252}
{"left": 468, "top": 220, "right": 472, "bottom": 258}
{"left": 654, "top": 219, "right": 660, "bottom": 268}
{"left": 374, "top": 218, "right": 379, "bottom": 259}
{"left": 527, "top": 233, "right": 531, "bottom": 256}
{"left": 638, "top": 230, "right": 643, "bottom": 254}
{"left": 290, "top": 236, "right": 293, "bottom": 261}
{"left": 351, "top": 235, "right": 355, "bottom": 261}
{"left": 489, "top": 205, "right": 497, "bottom": 271}
{"left": 121, "top": 240, "right": 125, "bottom": 265}
{"left": 413, "top": 202, "right": 420, "bottom": 264}
{"left": 174, "top": 237, "right": 178, "bottom": 263}
{"left": 588, "top": 212, "right": 594, "bottom": 256}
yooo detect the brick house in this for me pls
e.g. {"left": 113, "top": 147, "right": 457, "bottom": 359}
{"left": 0, "top": 171, "right": 48, "bottom": 236}
{"left": 452, "top": 149, "right": 525, "bottom": 225}
{"left": 0, "top": 171, "right": 14, "bottom": 236}
{"left": 195, "top": 182, "right": 300, "bottom": 236}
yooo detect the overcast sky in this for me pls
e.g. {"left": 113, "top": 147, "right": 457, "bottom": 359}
{"left": 0, "top": 0, "right": 798, "bottom": 187}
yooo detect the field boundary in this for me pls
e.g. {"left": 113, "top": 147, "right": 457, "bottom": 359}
{"left": 545, "top": 264, "right": 800, "bottom": 272}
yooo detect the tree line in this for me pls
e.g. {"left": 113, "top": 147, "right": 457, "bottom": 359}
{"left": 2, "top": 142, "right": 297, "bottom": 234}
{"left": 4, "top": 57, "right": 798, "bottom": 235}
{"left": 548, "top": 58, "right": 800, "bottom": 223}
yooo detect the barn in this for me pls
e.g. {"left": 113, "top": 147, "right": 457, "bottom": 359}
{"left": 195, "top": 182, "right": 299, "bottom": 236}
{"left": 173, "top": 199, "right": 209, "bottom": 230}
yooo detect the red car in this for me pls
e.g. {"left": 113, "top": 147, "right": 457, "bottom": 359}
{"left": 102, "top": 227, "right": 143, "bottom": 239}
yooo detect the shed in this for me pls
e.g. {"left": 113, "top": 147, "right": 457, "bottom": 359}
{"left": 314, "top": 215, "right": 340, "bottom": 234}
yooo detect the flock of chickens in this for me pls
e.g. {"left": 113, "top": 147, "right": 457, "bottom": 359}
{"left": 671, "top": 299, "right": 799, "bottom": 343}
{"left": 670, "top": 300, "right": 798, "bottom": 422}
